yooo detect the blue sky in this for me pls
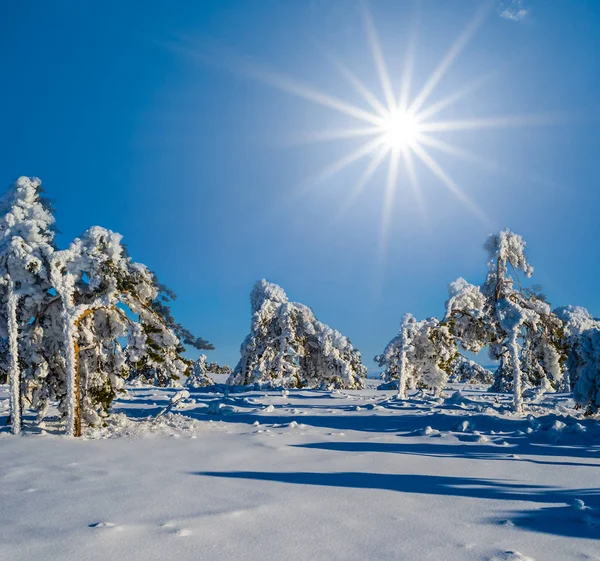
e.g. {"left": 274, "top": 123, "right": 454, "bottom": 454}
{"left": 2, "top": 0, "right": 600, "bottom": 368}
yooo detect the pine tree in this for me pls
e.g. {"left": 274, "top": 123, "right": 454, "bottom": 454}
{"left": 49, "top": 226, "right": 205, "bottom": 434}
{"left": 0, "top": 177, "right": 56, "bottom": 434}
{"left": 186, "top": 354, "right": 214, "bottom": 388}
{"left": 445, "top": 230, "right": 567, "bottom": 413}
{"left": 555, "top": 305, "right": 600, "bottom": 413}
{"left": 229, "top": 280, "right": 366, "bottom": 389}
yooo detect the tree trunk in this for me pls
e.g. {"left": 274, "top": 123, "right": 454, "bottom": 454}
{"left": 396, "top": 329, "right": 408, "bottom": 399}
{"left": 62, "top": 313, "right": 80, "bottom": 437}
{"left": 508, "top": 330, "right": 523, "bottom": 414}
{"left": 7, "top": 280, "right": 21, "bottom": 435}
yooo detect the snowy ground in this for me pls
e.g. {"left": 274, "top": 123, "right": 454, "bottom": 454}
{"left": 1, "top": 380, "right": 599, "bottom": 561}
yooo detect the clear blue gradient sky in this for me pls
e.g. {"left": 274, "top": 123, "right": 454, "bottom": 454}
{"left": 2, "top": 1, "right": 599, "bottom": 368}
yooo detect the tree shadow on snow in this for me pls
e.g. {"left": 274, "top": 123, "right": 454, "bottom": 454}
{"left": 293, "top": 440, "right": 600, "bottom": 468}
{"left": 193, "top": 470, "right": 600, "bottom": 539}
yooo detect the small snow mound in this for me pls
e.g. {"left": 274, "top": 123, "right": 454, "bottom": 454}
{"left": 446, "top": 390, "right": 468, "bottom": 405}
{"left": 288, "top": 421, "right": 298, "bottom": 428}
{"left": 414, "top": 426, "right": 439, "bottom": 436}
{"left": 89, "top": 522, "right": 117, "bottom": 528}
{"left": 264, "top": 404, "right": 275, "bottom": 413}
{"left": 207, "top": 401, "right": 234, "bottom": 416}
{"left": 86, "top": 412, "right": 213, "bottom": 439}
{"left": 572, "top": 499, "right": 590, "bottom": 511}
{"left": 456, "top": 420, "right": 474, "bottom": 432}
{"left": 489, "top": 551, "right": 535, "bottom": 561}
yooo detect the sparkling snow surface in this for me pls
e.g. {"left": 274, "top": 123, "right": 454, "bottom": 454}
{"left": 1, "top": 379, "right": 599, "bottom": 561}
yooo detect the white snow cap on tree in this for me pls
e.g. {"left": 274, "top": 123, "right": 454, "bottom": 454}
{"left": 484, "top": 229, "right": 533, "bottom": 281}
{"left": 229, "top": 280, "right": 366, "bottom": 389}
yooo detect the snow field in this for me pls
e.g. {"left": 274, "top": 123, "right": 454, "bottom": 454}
{"left": 1, "top": 381, "right": 599, "bottom": 561}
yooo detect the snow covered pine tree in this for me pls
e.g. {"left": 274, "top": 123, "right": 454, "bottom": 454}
{"left": 0, "top": 177, "right": 212, "bottom": 436}
{"left": 445, "top": 230, "right": 566, "bottom": 413}
{"left": 228, "top": 280, "right": 366, "bottom": 389}
{"left": 0, "top": 177, "right": 56, "bottom": 434}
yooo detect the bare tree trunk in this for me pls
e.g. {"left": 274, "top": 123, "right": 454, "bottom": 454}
{"left": 7, "top": 280, "right": 21, "bottom": 435}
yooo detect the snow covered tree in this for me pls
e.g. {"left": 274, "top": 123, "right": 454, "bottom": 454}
{"left": 448, "top": 356, "right": 494, "bottom": 385}
{"left": 186, "top": 354, "right": 214, "bottom": 388}
{"left": 206, "top": 361, "right": 232, "bottom": 375}
{"left": 49, "top": 226, "right": 199, "bottom": 434}
{"left": 375, "top": 314, "right": 418, "bottom": 397}
{"left": 376, "top": 314, "right": 457, "bottom": 397}
{"left": 0, "top": 177, "right": 56, "bottom": 434}
{"left": 228, "top": 280, "right": 366, "bottom": 389}
{"left": 555, "top": 306, "right": 600, "bottom": 413}
{"left": 445, "top": 230, "right": 566, "bottom": 413}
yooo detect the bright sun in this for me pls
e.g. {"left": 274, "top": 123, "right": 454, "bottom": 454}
{"left": 378, "top": 110, "right": 420, "bottom": 151}
{"left": 196, "top": 2, "right": 560, "bottom": 253}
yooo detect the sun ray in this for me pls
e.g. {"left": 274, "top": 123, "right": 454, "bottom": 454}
{"left": 362, "top": 3, "right": 396, "bottom": 111}
{"left": 409, "top": 2, "right": 491, "bottom": 115}
{"left": 303, "top": 136, "right": 386, "bottom": 192}
{"left": 418, "top": 112, "right": 568, "bottom": 133}
{"left": 414, "top": 70, "right": 497, "bottom": 122}
{"left": 418, "top": 133, "right": 558, "bottom": 189}
{"left": 398, "top": 32, "right": 416, "bottom": 113}
{"left": 416, "top": 133, "right": 485, "bottom": 161}
{"left": 337, "top": 144, "right": 390, "bottom": 219}
{"left": 174, "top": 39, "right": 382, "bottom": 125}
{"left": 325, "top": 51, "right": 388, "bottom": 116}
{"left": 411, "top": 143, "right": 488, "bottom": 223}
{"left": 283, "top": 126, "right": 382, "bottom": 146}
{"left": 402, "top": 148, "right": 428, "bottom": 223}
{"left": 378, "top": 147, "right": 401, "bottom": 259}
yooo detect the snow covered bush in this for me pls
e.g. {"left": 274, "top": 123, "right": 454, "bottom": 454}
{"left": 555, "top": 306, "right": 600, "bottom": 413}
{"left": 229, "top": 280, "right": 366, "bottom": 389}
{"left": 375, "top": 313, "right": 457, "bottom": 397}
{"left": 449, "top": 356, "right": 494, "bottom": 385}
{"left": 186, "top": 354, "right": 215, "bottom": 388}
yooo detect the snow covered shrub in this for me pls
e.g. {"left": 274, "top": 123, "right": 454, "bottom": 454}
{"left": 229, "top": 280, "right": 366, "bottom": 389}
{"left": 568, "top": 328, "right": 600, "bottom": 414}
{"left": 186, "top": 354, "right": 215, "bottom": 388}
{"left": 375, "top": 313, "right": 457, "bottom": 397}
{"left": 555, "top": 306, "right": 600, "bottom": 413}
{"left": 449, "top": 356, "right": 494, "bottom": 385}
{"left": 206, "top": 361, "right": 232, "bottom": 375}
